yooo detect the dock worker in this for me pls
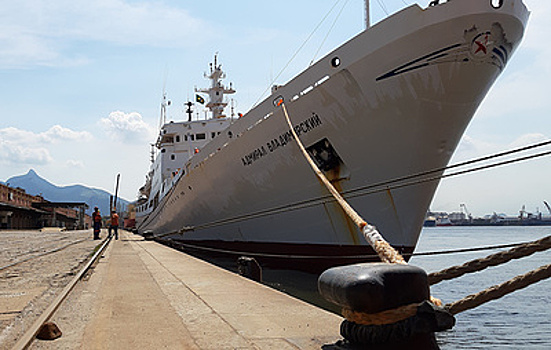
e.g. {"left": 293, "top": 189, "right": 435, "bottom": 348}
{"left": 92, "top": 207, "right": 102, "bottom": 240}
{"left": 111, "top": 209, "right": 119, "bottom": 240}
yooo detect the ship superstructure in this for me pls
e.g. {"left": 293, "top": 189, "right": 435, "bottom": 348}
{"left": 136, "top": 56, "right": 234, "bottom": 218}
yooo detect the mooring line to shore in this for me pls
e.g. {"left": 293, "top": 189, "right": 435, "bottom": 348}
{"left": 279, "top": 102, "right": 551, "bottom": 330}
{"left": 281, "top": 103, "right": 405, "bottom": 265}
{"left": 445, "top": 263, "right": 551, "bottom": 315}
{"left": 428, "top": 235, "right": 551, "bottom": 285}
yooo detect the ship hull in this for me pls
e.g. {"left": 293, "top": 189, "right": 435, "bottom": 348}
{"left": 137, "top": 0, "right": 528, "bottom": 272}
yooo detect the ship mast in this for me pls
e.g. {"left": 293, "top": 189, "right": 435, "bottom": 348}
{"left": 159, "top": 92, "right": 171, "bottom": 129}
{"left": 195, "top": 54, "right": 235, "bottom": 119}
{"left": 365, "top": 0, "right": 370, "bottom": 29}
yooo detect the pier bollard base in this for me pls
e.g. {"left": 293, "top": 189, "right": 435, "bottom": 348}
{"left": 324, "top": 333, "right": 440, "bottom": 350}
{"left": 339, "top": 301, "right": 454, "bottom": 346}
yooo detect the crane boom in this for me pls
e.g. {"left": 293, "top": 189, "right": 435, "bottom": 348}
{"left": 544, "top": 201, "right": 551, "bottom": 215}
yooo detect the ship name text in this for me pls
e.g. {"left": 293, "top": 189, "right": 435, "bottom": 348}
{"left": 241, "top": 113, "right": 322, "bottom": 166}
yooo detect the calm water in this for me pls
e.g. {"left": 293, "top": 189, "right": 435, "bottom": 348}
{"left": 410, "top": 226, "right": 551, "bottom": 349}
{"left": 185, "top": 226, "right": 551, "bottom": 348}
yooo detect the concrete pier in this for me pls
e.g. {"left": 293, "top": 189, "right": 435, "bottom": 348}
{"left": 33, "top": 230, "right": 342, "bottom": 349}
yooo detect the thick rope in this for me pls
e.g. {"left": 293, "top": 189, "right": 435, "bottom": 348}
{"left": 341, "top": 296, "right": 443, "bottom": 326}
{"left": 281, "top": 103, "right": 405, "bottom": 265}
{"left": 343, "top": 303, "right": 419, "bottom": 326}
{"left": 280, "top": 105, "right": 551, "bottom": 323}
{"left": 428, "top": 235, "right": 551, "bottom": 285}
{"left": 445, "top": 264, "right": 551, "bottom": 315}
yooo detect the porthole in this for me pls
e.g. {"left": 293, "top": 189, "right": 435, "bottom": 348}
{"left": 331, "top": 57, "right": 341, "bottom": 68}
{"left": 491, "top": 0, "right": 503, "bottom": 9}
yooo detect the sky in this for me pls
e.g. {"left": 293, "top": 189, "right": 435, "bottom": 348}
{"left": 0, "top": 0, "right": 549, "bottom": 217}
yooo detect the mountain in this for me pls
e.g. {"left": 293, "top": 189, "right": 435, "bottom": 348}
{"left": 5, "top": 169, "right": 129, "bottom": 216}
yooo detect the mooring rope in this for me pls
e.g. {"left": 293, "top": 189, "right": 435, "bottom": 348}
{"left": 445, "top": 264, "right": 551, "bottom": 315}
{"left": 280, "top": 103, "right": 551, "bottom": 325}
{"left": 342, "top": 303, "right": 419, "bottom": 326}
{"left": 281, "top": 103, "right": 406, "bottom": 265}
{"left": 428, "top": 235, "right": 551, "bottom": 285}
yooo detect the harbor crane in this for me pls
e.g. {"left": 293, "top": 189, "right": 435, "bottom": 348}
{"left": 544, "top": 201, "right": 551, "bottom": 216}
{"left": 460, "top": 203, "right": 472, "bottom": 222}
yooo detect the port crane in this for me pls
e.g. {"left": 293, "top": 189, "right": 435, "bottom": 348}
{"left": 544, "top": 201, "right": 551, "bottom": 218}
{"left": 460, "top": 203, "right": 472, "bottom": 222}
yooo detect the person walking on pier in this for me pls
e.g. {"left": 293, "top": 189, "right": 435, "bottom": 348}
{"left": 92, "top": 207, "right": 102, "bottom": 240}
{"left": 111, "top": 209, "right": 119, "bottom": 240}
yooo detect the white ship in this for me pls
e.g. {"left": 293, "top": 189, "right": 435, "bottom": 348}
{"left": 136, "top": 0, "right": 529, "bottom": 272}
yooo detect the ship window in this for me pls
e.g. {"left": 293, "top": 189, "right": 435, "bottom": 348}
{"left": 171, "top": 154, "right": 175, "bottom": 160}
{"left": 301, "top": 85, "right": 314, "bottom": 96}
{"left": 331, "top": 57, "right": 341, "bottom": 68}
{"left": 196, "top": 133, "right": 206, "bottom": 140}
{"left": 161, "top": 149, "right": 166, "bottom": 153}
{"left": 176, "top": 135, "right": 180, "bottom": 142}
{"left": 190, "top": 134, "right": 195, "bottom": 141}
{"left": 211, "top": 132, "right": 216, "bottom": 138}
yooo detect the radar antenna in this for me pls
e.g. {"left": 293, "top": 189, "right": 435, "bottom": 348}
{"left": 195, "top": 53, "right": 235, "bottom": 119}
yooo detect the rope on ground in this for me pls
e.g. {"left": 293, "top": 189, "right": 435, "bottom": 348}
{"left": 428, "top": 235, "right": 551, "bottom": 285}
{"left": 281, "top": 103, "right": 405, "bottom": 265}
{"left": 445, "top": 263, "right": 551, "bottom": 315}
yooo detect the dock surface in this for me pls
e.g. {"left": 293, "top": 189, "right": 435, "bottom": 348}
{"left": 31, "top": 230, "right": 342, "bottom": 349}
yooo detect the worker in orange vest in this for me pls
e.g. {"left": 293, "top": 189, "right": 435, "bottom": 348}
{"left": 111, "top": 209, "right": 119, "bottom": 240}
{"left": 92, "top": 207, "right": 102, "bottom": 240}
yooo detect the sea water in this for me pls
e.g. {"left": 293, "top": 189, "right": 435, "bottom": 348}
{"left": 411, "top": 226, "right": 551, "bottom": 349}
{"left": 258, "top": 226, "right": 551, "bottom": 349}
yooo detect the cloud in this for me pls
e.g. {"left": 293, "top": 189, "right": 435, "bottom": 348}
{"left": 0, "top": 125, "right": 92, "bottom": 144}
{"left": 0, "top": 125, "right": 92, "bottom": 166}
{"left": 0, "top": 0, "right": 211, "bottom": 68}
{"left": 454, "top": 133, "right": 549, "bottom": 162}
{"left": 508, "top": 133, "right": 547, "bottom": 148}
{"left": 99, "top": 111, "right": 156, "bottom": 142}
{"left": 0, "top": 140, "right": 53, "bottom": 165}
{"left": 65, "top": 159, "right": 85, "bottom": 168}
{"left": 41, "top": 125, "right": 93, "bottom": 143}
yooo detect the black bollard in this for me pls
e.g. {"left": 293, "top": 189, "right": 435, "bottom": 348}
{"left": 237, "top": 256, "right": 262, "bottom": 282}
{"left": 318, "top": 263, "right": 454, "bottom": 348}
{"left": 143, "top": 230, "right": 154, "bottom": 240}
